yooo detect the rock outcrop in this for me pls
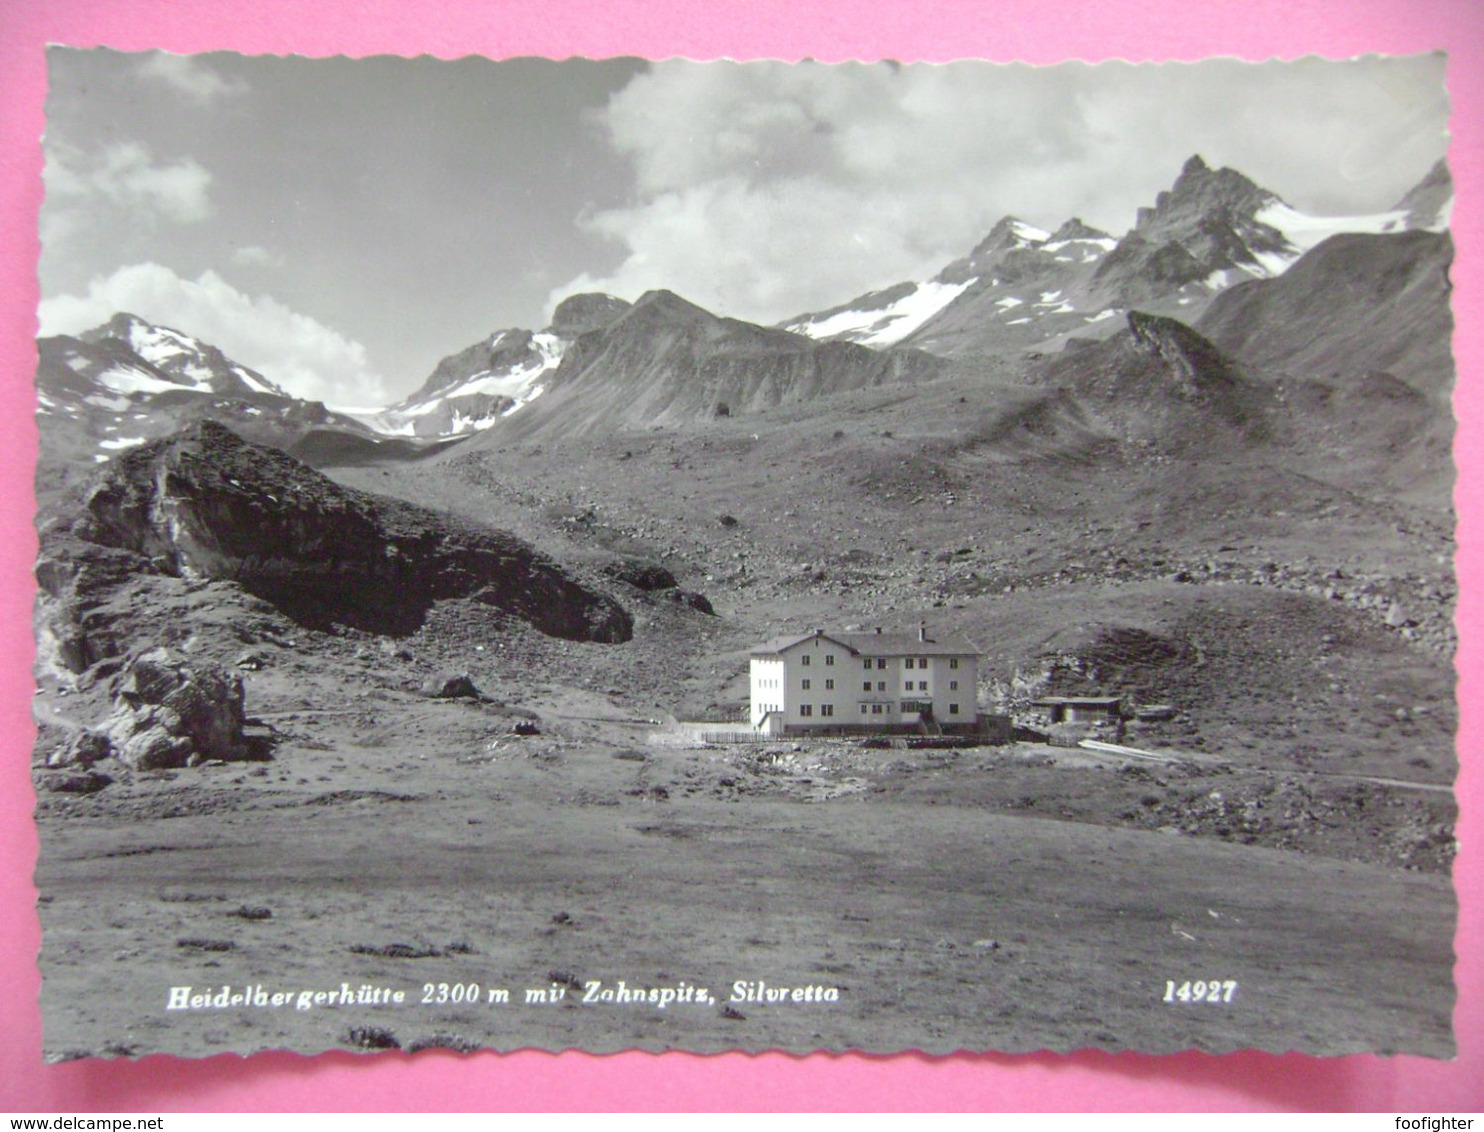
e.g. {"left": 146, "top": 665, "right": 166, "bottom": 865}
{"left": 1031, "top": 311, "right": 1269, "bottom": 449}
{"left": 46, "top": 649, "right": 254, "bottom": 770}
{"left": 42, "top": 420, "right": 633, "bottom": 648}
{"left": 102, "top": 649, "right": 252, "bottom": 768}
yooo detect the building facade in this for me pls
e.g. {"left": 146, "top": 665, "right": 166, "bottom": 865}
{"left": 749, "top": 625, "right": 981, "bottom": 735}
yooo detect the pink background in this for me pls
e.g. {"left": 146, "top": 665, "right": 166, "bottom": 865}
{"left": 1, "top": 0, "right": 1480, "bottom": 1112}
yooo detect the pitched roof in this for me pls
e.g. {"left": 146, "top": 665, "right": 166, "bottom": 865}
{"left": 832, "top": 631, "right": 980, "bottom": 658}
{"left": 750, "top": 629, "right": 980, "bottom": 658}
{"left": 749, "top": 632, "right": 822, "bottom": 656}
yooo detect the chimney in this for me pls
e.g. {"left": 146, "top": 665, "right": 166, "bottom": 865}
{"left": 918, "top": 621, "right": 927, "bottom": 642}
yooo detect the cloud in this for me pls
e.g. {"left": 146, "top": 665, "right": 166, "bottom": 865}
{"left": 39, "top": 263, "right": 392, "bottom": 406}
{"left": 230, "top": 245, "right": 285, "bottom": 268}
{"left": 137, "top": 53, "right": 248, "bottom": 104}
{"left": 45, "top": 140, "right": 214, "bottom": 226}
{"left": 549, "top": 57, "right": 1449, "bottom": 325}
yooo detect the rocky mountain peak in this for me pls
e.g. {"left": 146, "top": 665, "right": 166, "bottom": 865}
{"left": 1048, "top": 218, "right": 1112, "bottom": 243}
{"left": 78, "top": 311, "right": 152, "bottom": 343}
{"left": 71, "top": 311, "right": 285, "bottom": 399}
{"left": 549, "top": 293, "right": 632, "bottom": 337}
{"left": 1149, "top": 154, "right": 1279, "bottom": 227}
{"left": 974, "top": 215, "right": 1045, "bottom": 254}
{"left": 617, "top": 289, "right": 720, "bottom": 330}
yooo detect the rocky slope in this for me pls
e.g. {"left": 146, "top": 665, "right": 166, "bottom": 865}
{"left": 461, "top": 289, "right": 948, "bottom": 443}
{"left": 1029, "top": 310, "right": 1273, "bottom": 452}
{"left": 1195, "top": 229, "right": 1455, "bottom": 401}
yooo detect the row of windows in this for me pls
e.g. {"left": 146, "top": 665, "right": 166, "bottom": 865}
{"left": 791, "top": 678, "right": 961, "bottom": 695}
{"left": 847, "top": 703, "right": 963, "bottom": 716}
{"left": 799, "top": 654, "right": 836, "bottom": 667}
{"left": 861, "top": 657, "right": 963, "bottom": 670}
{"left": 797, "top": 704, "right": 835, "bottom": 717}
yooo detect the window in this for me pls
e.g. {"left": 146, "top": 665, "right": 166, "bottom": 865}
{"left": 918, "top": 657, "right": 928, "bottom": 667}
{"left": 821, "top": 704, "right": 834, "bottom": 717}
{"left": 825, "top": 655, "right": 835, "bottom": 666}
{"left": 863, "top": 659, "right": 872, "bottom": 671}
{"left": 860, "top": 704, "right": 869, "bottom": 715}
{"left": 918, "top": 681, "right": 928, "bottom": 691}
{"left": 905, "top": 658, "right": 914, "bottom": 670}
{"left": 950, "top": 659, "right": 959, "bottom": 669}
{"left": 949, "top": 704, "right": 960, "bottom": 715}
{"left": 802, "top": 679, "right": 811, "bottom": 690}
{"left": 876, "top": 659, "right": 887, "bottom": 670}
{"left": 876, "top": 681, "right": 886, "bottom": 691}
{"left": 801, "top": 654, "right": 811, "bottom": 666}
{"left": 950, "top": 680, "right": 959, "bottom": 691}
{"left": 863, "top": 681, "right": 873, "bottom": 692}
{"left": 871, "top": 704, "right": 884, "bottom": 714}
{"left": 825, "top": 679, "right": 834, "bottom": 690}
{"left": 800, "top": 704, "right": 813, "bottom": 716}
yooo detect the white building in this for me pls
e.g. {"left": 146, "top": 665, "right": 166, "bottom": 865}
{"left": 749, "top": 625, "right": 981, "bottom": 736}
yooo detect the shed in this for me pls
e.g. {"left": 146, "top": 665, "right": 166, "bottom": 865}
{"left": 1031, "top": 696, "right": 1123, "bottom": 725}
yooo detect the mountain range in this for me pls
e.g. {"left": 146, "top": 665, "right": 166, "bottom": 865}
{"left": 782, "top": 155, "right": 1450, "bottom": 358}
{"left": 35, "top": 154, "right": 1453, "bottom": 500}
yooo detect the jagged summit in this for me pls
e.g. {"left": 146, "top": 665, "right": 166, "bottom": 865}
{"left": 1048, "top": 218, "right": 1113, "bottom": 243}
{"left": 1144, "top": 153, "right": 1281, "bottom": 225}
{"left": 975, "top": 215, "right": 1049, "bottom": 252}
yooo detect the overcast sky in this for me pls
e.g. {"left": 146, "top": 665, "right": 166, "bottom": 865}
{"left": 38, "top": 51, "right": 1450, "bottom": 406}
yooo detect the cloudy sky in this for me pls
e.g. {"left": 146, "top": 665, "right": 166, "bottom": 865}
{"left": 38, "top": 51, "right": 1449, "bottom": 406}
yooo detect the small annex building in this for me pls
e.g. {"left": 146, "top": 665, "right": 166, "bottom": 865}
{"left": 749, "top": 624, "right": 981, "bottom": 736}
{"left": 1031, "top": 696, "right": 1123, "bottom": 725}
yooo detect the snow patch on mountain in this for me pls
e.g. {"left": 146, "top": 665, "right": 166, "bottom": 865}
{"left": 1256, "top": 202, "right": 1419, "bottom": 255}
{"left": 96, "top": 365, "right": 188, "bottom": 397}
{"left": 785, "top": 278, "right": 977, "bottom": 347}
{"left": 360, "top": 332, "right": 567, "bottom": 437}
{"left": 455, "top": 332, "right": 565, "bottom": 400}
{"left": 1010, "top": 220, "right": 1051, "bottom": 243}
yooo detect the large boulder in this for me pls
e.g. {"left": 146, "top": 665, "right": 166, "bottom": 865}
{"left": 100, "top": 649, "right": 251, "bottom": 769}
{"left": 55, "top": 420, "right": 632, "bottom": 643}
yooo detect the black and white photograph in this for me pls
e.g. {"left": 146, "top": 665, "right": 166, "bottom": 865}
{"left": 31, "top": 50, "right": 1458, "bottom": 1059}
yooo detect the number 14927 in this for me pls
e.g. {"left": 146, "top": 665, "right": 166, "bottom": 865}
{"left": 1163, "top": 979, "right": 1238, "bottom": 1003}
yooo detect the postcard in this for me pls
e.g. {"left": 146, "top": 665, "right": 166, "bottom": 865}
{"left": 30, "top": 50, "right": 1457, "bottom": 1059}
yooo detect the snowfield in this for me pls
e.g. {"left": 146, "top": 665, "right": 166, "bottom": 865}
{"left": 787, "top": 279, "right": 977, "bottom": 347}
